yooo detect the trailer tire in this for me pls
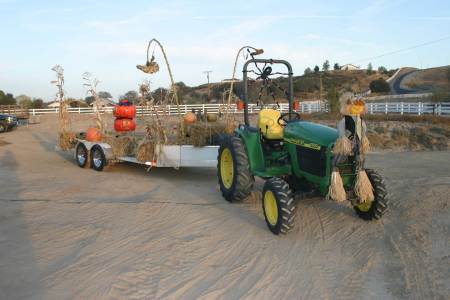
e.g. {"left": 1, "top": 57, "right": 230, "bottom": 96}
{"left": 91, "top": 145, "right": 109, "bottom": 172}
{"left": 76, "top": 143, "right": 90, "bottom": 168}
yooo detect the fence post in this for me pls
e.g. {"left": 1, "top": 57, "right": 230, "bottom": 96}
{"left": 32, "top": 109, "right": 35, "bottom": 116}
{"left": 385, "top": 102, "right": 388, "bottom": 115}
{"left": 400, "top": 102, "right": 403, "bottom": 115}
{"left": 418, "top": 102, "right": 422, "bottom": 116}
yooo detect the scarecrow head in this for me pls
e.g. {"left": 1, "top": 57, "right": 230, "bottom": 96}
{"left": 339, "top": 93, "right": 367, "bottom": 116}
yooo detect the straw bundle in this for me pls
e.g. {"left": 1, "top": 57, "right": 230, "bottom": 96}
{"left": 333, "top": 136, "right": 353, "bottom": 155}
{"left": 327, "top": 168, "right": 347, "bottom": 202}
{"left": 354, "top": 170, "right": 375, "bottom": 203}
{"left": 102, "top": 135, "right": 136, "bottom": 157}
{"left": 136, "top": 139, "right": 155, "bottom": 162}
{"left": 186, "top": 121, "right": 229, "bottom": 147}
{"left": 361, "top": 136, "right": 371, "bottom": 154}
{"left": 59, "top": 131, "right": 76, "bottom": 150}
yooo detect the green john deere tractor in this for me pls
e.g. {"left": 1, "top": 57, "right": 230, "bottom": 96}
{"left": 217, "top": 58, "right": 388, "bottom": 235}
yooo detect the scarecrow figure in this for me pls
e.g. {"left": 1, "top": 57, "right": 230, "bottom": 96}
{"left": 328, "top": 93, "right": 374, "bottom": 203}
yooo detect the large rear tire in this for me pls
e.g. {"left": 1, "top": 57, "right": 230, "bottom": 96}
{"left": 217, "top": 135, "right": 254, "bottom": 202}
{"left": 354, "top": 169, "right": 388, "bottom": 220}
{"left": 262, "top": 177, "right": 296, "bottom": 235}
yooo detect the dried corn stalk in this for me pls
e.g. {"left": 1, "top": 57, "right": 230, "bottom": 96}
{"left": 83, "top": 72, "right": 106, "bottom": 133}
{"left": 51, "top": 65, "right": 74, "bottom": 150}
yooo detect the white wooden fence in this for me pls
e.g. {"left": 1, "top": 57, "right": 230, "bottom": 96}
{"left": 28, "top": 101, "right": 450, "bottom": 116}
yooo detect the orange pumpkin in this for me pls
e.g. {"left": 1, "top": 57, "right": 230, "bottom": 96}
{"left": 184, "top": 112, "right": 197, "bottom": 124}
{"left": 86, "top": 127, "right": 102, "bottom": 142}
{"left": 114, "top": 119, "right": 136, "bottom": 132}
{"left": 293, "top": 100, "right": 300, "bottom": 111}
{"left": 236, "top": 100, "right": 245, "bottom": 110}
{"left": 114, "top": 105, "right": 136, "bottom": 119}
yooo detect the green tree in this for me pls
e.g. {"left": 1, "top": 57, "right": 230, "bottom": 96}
{"left": 367, "top": 63, "right": 374, "bottom": 75}
{"left": 84, "top": 96, "right": 95, "bottom": 105}
{"left": 333, "top": 63, "right": 340, "bottom": 70}
{"left": 369, "top": 78, "right": 390, "bottom": 93}
{"left": 322, "top": 60, "right": 330, "bottom": 72}
{"left": 0, "top": 92, "right": 16, "bottom": 105}
{"left": 314, "top": 65, "right": 320, "bottom": 73}
{"left": 304, "top": 67, "right": 312, "bottom": 75}
{"left": 98, "top": 91, "right": 112, "bottom": 99}
{"left": 16, "top": 94, "right": 33, "bottom": 108}
{"left": 326, "top": 85, "right": 339, "bottom": 112}
{"left": 377, "top": 66, "right": 388, "bottom": 74}
{"left": 120, "top": 90, "right": 139, "bottom": 103}
{"left": 32, "top": 98, "right": 44, "bottom": 109}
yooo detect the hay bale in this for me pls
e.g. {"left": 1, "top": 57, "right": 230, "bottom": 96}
{"left": 186, "top": 121, "right": 229, "bottom": 147}
{"left": 59, "top": 131, "right": 76, "bottom": 150}
{"left": 136, "top": 139, "right": 155, "bottom": 162}
{"left": 102, "top": 135, "right": 136, "bottom": 157}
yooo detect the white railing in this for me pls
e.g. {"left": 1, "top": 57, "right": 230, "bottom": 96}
{"left": 27, "top": 101, "right": 450, "bottom": 116}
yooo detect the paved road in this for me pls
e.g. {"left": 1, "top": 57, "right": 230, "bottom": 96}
{"left": 390, "top": 68, "right": 419, "bottom": 94}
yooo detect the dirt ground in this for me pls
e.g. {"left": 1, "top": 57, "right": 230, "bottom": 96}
{"left": 0, "top": 115, "right": 449, "bottom": 300}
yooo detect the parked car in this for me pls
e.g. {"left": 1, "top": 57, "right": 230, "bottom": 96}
{"left": 0, "top": 114, "right": 18, "bottom": 133}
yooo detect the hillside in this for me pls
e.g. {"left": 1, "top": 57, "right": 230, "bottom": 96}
{"left": 177, "top": 69, "right": 393, "bottom": 104}
{"left": 399, "top": 66, "right": 450, "bottom": 94}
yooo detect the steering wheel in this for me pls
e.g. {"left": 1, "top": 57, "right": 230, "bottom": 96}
{"left": 278, "top": 112, "right": 301, "bottom": 126}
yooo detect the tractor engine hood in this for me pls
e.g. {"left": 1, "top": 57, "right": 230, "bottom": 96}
{"left": 284, "top": 121, "right": 338, "bottom": 147}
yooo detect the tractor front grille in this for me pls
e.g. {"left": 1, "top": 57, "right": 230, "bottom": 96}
{"left": 296, "top": 145, "right": 327, "bottom": 177}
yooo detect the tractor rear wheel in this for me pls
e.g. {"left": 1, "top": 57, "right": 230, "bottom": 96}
{"left": 262, "top": 177, "right": 296, "bottom": 235}
{"left": 217, "top": 136, "right": 254, "bottom": 202}
{"left": 354, "top": 169, "right": 388, "bottom": 220}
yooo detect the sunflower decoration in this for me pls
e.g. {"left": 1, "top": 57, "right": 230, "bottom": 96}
{"left": 328, "top": 93, "right": 374, "bottom": 204}
{"left": 136, "top": 54, "right": 160, "bottom": 74}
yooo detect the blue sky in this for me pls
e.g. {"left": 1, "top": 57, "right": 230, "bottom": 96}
{"left": 1, "top": 0, "right": 449, "bottom": 101}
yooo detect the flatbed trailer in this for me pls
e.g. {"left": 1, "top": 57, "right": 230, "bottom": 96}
{"left": 74, "top": 139, "right": 219, "bottom": 171}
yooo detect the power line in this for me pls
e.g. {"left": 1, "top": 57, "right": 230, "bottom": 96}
{"left": 353, "top": 35, "right": 450, "bottom": 64}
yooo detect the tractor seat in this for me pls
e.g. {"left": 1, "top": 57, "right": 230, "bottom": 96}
{"left": 258, "top": 109, "right": 284, "bottom": 140}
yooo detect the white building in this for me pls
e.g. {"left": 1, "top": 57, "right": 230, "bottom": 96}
{"left": 89, "top": 99, "right": 116, "bottom": 107}
{"left": 47, "top": 101, "right": 60, "bottom": 108}
{"left": 340, "top": 64, "right": 360, "bottom": 71}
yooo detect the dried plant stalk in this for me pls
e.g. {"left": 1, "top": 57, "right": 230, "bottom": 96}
{"left": 82, "top": 72, "right": 106, "bottom": 133}
{"left": 51, "top": 65, "right": 75, "bottom": 150}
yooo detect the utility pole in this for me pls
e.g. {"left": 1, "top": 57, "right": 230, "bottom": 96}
{"left": 203, "top": 70, "right": 213, "bottom": 102}
{"left": 319, "top": 73, "right": 323, "bottom": 101}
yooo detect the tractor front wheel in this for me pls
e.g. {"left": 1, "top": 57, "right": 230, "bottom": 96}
{"left": 217, "top": 136, "right": 254, "bottom": 202}
{"left": 262, "top": 178, "right": 296, "bottom": 235}
{"left": 354, "top": 169, "right": 388, "bottom": 220}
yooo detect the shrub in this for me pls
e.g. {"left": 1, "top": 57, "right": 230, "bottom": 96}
{"left": 370, "top": 78, "right": 390, "bottom": 93}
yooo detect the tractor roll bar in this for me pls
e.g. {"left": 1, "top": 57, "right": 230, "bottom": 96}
{"left": 242, "top": 59, "right": 294, "bottom": 126}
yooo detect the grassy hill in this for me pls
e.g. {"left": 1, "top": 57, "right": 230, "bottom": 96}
{"left": 175, "top": 69, "right": 394, "bottom": 104}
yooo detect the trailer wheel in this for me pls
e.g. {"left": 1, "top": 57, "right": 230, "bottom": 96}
{"left": 76, "top": 143, "right": 90, "bottom": 168}
{"left": 91, "top": 145, "right": 108, "bottom": 171}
